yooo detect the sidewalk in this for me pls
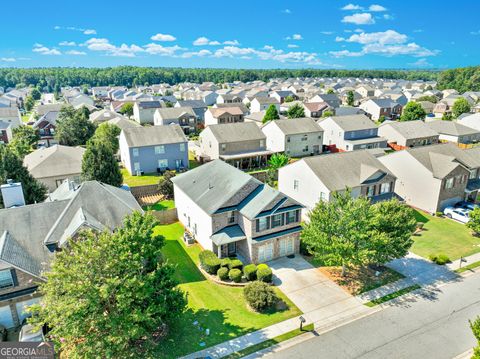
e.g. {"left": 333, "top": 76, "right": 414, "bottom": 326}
{"left": 447, "top": 252, "right": 480, "bottom": 271}
{"left": 356, "top": 277, "right": 415, "bottom": 303}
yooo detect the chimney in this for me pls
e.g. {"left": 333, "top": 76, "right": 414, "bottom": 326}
{"left": 1, "top": 180, "right": 26, "bottom": 208}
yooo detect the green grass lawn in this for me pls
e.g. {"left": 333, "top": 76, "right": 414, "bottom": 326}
{"left": 121, "top": 168, "right": 162, "bottom": 187}
{"left": 411, "top": 210, "right": 480, "bottom": 260}
{"left": 364, "top": 284, "right": 421, "bottom": 307}
{"left": 143, "top": 200, "right": 175, "bottom": 211}
{"left": 188, "top": 151, "right": 201, "bottom": 169}
{"left": 154, "top": 223, "right": 301, "bottom": 358}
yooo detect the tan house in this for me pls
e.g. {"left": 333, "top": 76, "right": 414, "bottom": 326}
{"left": 205, "top": 107, "right": 244, "bottom": 126}
{"left": 378, "top": 121, "right": 439, "bottom": 150}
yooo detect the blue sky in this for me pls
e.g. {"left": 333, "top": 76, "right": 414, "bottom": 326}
{"left": 1, "top": 0, "right": 479, "bottom": 69}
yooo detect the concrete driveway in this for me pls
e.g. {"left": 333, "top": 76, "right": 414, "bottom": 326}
{"left": 269, "top": 256, "right": 371, "bottom": 324}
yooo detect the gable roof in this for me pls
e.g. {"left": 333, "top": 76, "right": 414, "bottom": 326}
{"left": 379, "top": 120, "right": 439, "bottom": 139}
{"left": 321, "top": 114, "right": 376, "bottom": 132}
{"left": 209, "top": 107, "right": 244, "bottom": 117}
{"left": 156, "top": 107, "right": 196, "bottom": 120}
{"left": 23, "top": 145, "right": 86, "bottom": 178}
{"left": 206, "top": 122, "right": 265, "bottom": 143}
{"left": 176, "top": 100, "right": 207, "bottom": 109}
{"left": 121, "top": 124, "right": 187, "bottom": 147}
{"left": 267, "top": 118, "right": 323, "bottom": 135}
{"left": 426, "top": 121, "right": 480, "bottom": 136}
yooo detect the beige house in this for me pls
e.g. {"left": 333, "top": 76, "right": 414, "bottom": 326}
{"left": 23, "top": 145, "right": 86, "bottom": 191}
{"left": 378, "top": 121, "right": 439, "bottom": 149}
{"left": 205, "top": 107, "right": 244, "bottom": 126}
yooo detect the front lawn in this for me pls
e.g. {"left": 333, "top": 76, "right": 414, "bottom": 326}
{"left": 154, "top": 223, "right": 301, "bottom": 358}
{"left": 411, "top": 210, "right": 480, "bottom": 260}
{"left": 143, "top": 199, "right": 175, "bottom": 211}
{"left": 121, "top": 168, "right": 161, "bottom": 187}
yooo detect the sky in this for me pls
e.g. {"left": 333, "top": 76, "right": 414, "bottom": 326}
{"left": 1, "top": 0, "right": 479, "bottom": 70}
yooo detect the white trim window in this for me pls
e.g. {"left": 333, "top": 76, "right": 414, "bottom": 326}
{"left": 293, "top": 180, "right": 299, "bottom": 191}
{"left": 445, "top": 177, "right": 454, "bottom": 189}
{"left": 132, "top": 148, "right": 139, "bottom": 157}
{"left": 380, "top": 182, "right": 391, "bottom": 194}
{"left": 179, "top": 143, "right": 186, "bottom": 152}
{"left": 155, "top": 145, "right": 165, "bottom": 154}
{"left": 158, "top": 159, "right": 168, "bottom": 169}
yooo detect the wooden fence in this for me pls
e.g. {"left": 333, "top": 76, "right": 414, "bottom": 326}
{"left": 130, "top": 184, "right": 162, "bottom": 206}
{"left": 150, "top": 208, "right": 178, "bottom": 225}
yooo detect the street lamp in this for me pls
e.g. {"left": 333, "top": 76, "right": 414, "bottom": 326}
{"left": 299, "top": 316, "right": 306, "bottom": 331}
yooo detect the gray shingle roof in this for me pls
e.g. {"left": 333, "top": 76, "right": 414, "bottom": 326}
{"left": 156, "top": 107, "right": 196, "bottom": 120}
{"left": 207, "top": 122, "right": 266, "bottom": 143}
{"left": 267, "top": 118, "right": 323, "bottom": 135}
{"left": 380, "top": 120, "right": 438, "bottom": 139}
{"left": 122, "top": 124, "right": 187, "bottom": 147}
{"left": 426, "top": 121, "right": 480, "bottom": 136}
{"left": 322, "top": 114, "right": 377, "bottom": 132}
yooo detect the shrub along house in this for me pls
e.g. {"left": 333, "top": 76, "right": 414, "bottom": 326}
{"left": 172, "top": 160, "right": 304, "bottom": 263}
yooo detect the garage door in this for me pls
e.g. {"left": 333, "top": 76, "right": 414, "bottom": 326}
{"left": 16, "top": 298, "right": 40, "bottom": 324}
{"left": 279, "top": 237, "right": 295, "bottom": 257}
{"left": 258, "top": 242, "right": 273, "bottom": 263}
{"left": 0, "top": 306, "right": 14, "bottom": 328}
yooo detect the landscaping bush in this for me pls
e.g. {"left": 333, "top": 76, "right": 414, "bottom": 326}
{"left": 429, "top": 253, "right": 451, "bottom": 265}
{"left": 217, "top": 267, "right": 229, "bottom": 280}
{"left": 199, "top": 250, "right": 221, "bottom": 274}
{"left": 228, "top": 259, "right": 243, "bottom": 271}
{"left": 243, "top": 264, "right": 257, "bottom": 281}
{"left": 435, "top": 212, "right": 443, "bottom": 217}
{"left": 229, "top": 268, "right": 243, "bottom": 283}
{"left": 220, "top": 258, "right": 231, "bottom": 268}
{"left": 244, "top": 281, "right": 278, "bottom": 311}
{"left": 256, "top": 264, "right": 273, "bottom": 283}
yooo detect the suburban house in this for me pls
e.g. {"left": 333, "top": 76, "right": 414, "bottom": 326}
{"left": 378, "top": 121, "right": 440, "bottom": 150}
{"left": 119, "top": 124, "right": 188, "bottom": 175}
{"left": 310, "top": 94, "right": 342, "bottom": 108}
{"left": 198, "top": 122, "right": 272, "bottom": 169}
{"left": 205, "top": 107, "right": 244, "bottom": 126}
{"left": 175, "top": 100, "right": 207, "bottom": 122}
{"left": 360, "top": 99, "right": 403, "bottom": 121}
{"left": 216, "top": 94, "right": 243, "bottom": 104}
{"left": 319, "top": 114, "right": 388, "bottom": 152}
{"left": 356, "top": 85, "right": 375, "bottom": 98}
{"left": 270, "top": 90, "right": 297, "bottom": 103}
{"left": 0, "top": 108, "right": 22, "bottom": 144}
{"left": 378, "top": 143, "right": 480, "bottom": 213}
{"left": 250, "top": 97, "right": 280, "bottom": 113}
{"left": 261, "top": 118, "right": 324, "bottom": 157}
{"left": 302, "top": 102, "right": 332, "bottom": 118}
{"left": 133, "top": 101, "right": 162, "bottom": 125}
{"left": 172, "top": 160, "right": 303, "bottom": 263}
{"left": 154, "top": 107, "right": 197, "bottom": 134}
{"left": 0, "top": 180, "right": 141, "bottom": 328}
{"left": 23, "top": 145, "right": 86, "bottom": 191}
{"left": 89, "top": 109, "right": 129, "bottom": 125}
{"left": 278, "top": 150, "right": 397, "bottom": 216}
{"left": 426, "top": 121, "right": 480, "bottom": 146}
{"left": 458, "top": 113, "right": 480, "bottom": 132}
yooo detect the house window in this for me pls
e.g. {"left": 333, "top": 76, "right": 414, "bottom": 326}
{"left": 221, "top": 143, "right": 226, "bottom": 151}
{"left": 445, "top": 177, "right": 454, "bottom": 189}
{"left": 260, "top": 140, "right": 265, "bottom": 147}
{"left": 257, "top": 217, "right": 270, "bottom": 232}
{"left": 228, "top": 211, "right": 235, "bottom": 224}
{"left": 286, "top": 210, "right": 299, "bottom": 224}
{"left": 367, "top": 185, "right": 376, "bottom": 197}
{"left": 319, "top": 192, "right": 327, "bottom": 201}
{"left": 293, "top": 180, "right": 299, "bottom": 191}
{"left": 175, "top": 159, "right": 183, "bottom": 169}
{"left": 158, "top": 159, "right": 168, "bottom": 169}
{"left": 380, "top": 182, "right": 391, "bottom": 194}
{"left": 318, "top": 135, "right": 322, "bottom": 140}
{"left": 0, "top": 269, "right": 14, "bottom": 289}
{"left": 470, "top": 169, "right": 478, "bottom": 179}
{"left": 179, "top": 143, "right": 186, "bottom": 152}
{"left": 301, "top": 135, "right": 308, "bottom": 141}
{"left": 287, "top": 136, "right": 290, "bottom": 143}
{"left": 155, "top": 145, "right": 165, "bottom": 154}
{"left": 133, "top": 148, "right": 139, "bottom": 157}
{"left": 303, "top": 145, "right": 309, "bottom": 152}
{"left": 134, "top": 162, "right": 140, "bottom": 172}
{"left": 271, "top": 213, "right": 284, "bottom": 228}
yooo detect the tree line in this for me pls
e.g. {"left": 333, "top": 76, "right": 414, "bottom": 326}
{"left": 437, "top": 66, "right": 480, "bottom": 92}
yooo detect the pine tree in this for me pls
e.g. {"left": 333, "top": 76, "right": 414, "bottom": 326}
{"left": 286, "top": 103, "right": 305, "bottom": 119}
{"left": 81, "top": 140, "right": 123, "bottom": 187}
{"left": 262, "top": 104, "right": 280, "bottom": 123}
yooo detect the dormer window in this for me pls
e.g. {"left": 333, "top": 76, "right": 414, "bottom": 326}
{"left": 0, "top": 269, "right": 14, "bottom": 289}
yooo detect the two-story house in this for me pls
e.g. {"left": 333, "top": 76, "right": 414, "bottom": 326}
{"left": 204, "top": 107, "right": 245, "bottom": 126}
{"left": 360, "top": 99, "right": 403, "bottom": 121}
{"left": 250, "top": 97, "right": 280, "bottom": 113}
{"left": 216, "top": 94, "right": 243, "bottom": 105}
{"left": 378, "top": 143, "right": 480, "bottom": 213}
{"left": 319, "top": 114, "right": 387, "bottom": 152}
{"left": 426, "top": 121, "right": 480, "bottom": 146}
{"left": 269, "top": 90, "right": 297, "bottom": 104}
{"left": 199, "top": 122, "right": 272, "bottom": 170}
{"left": 172, "top": 160, "right": 304, "bottom": 263}
{"left": 261, "top": 118, "right": 323, "bottom": 157}
{"left": 0, "top": 108, "right": 22, "bottom": 144}
{"left": 133, "top": 100, "right": 163, "bottom": 125}
{"left": 154, "top": 107, "right": 198, "bottom": 134}
{"left": 310, "top": 94, "right": 342, "bottom": 109}
{"left": 119, "top": 124, "right": 188, "bottom": 175}
{"left": 174, "top": 100, "right": 208, "bottom": 122}
{"left": 378, "top": 120, "right": 440, "bottom": 150}
{"left": 302, "top": 102, "right": 332, "bottom": 118}
{"left": 278, "top": 150, "right": 397, "bottom": 217}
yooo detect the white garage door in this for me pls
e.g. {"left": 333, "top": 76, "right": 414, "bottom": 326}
{"left": 16, "top": 298, "right": 40, "bottom": 323}
{"left": 258, "top": 242, "right": 273, "bottom": 263}
{"left": 0, "top": 306, "right": 14, "bottom": 328}
{"left": 279, "top": 237, "right": 295, "bottom": 257}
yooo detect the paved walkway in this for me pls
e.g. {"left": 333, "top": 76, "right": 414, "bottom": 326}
{"left": 447, "top": 252, "right": 480, "bottom": 271}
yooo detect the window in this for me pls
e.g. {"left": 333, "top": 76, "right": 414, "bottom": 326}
{"left": 318, "top": 135, "right": 322, "bottom": 140}
{"left": 221, "top": 143, "right": 226, "bottom": 151}
{"left": 303, "top": 145, "right": 309, "bottom": 152}
{"left": 179, "top": 143, "right": 185, "bottom": 152}
{"left": 228, "top": 211, "right": 235, "bottom": 224}
{"left": 175, "top": 159, "right": 183, "bottom": 169}
{"left": 134, "top": 162, "right": 140, "bottom": 172}
{"left": 445, "top": 177, "right": 454, "bottom": 189}
{"left": 257, "top": 217, "right": 270, "bottom": 232}
{"left": 367, "top": 185, "right": 375, "bottom": 197}
{"left": 133, "top": 148, "right": 139, "bottom": 157}
{"left": 286, "top": 210, "right": 299, "bottom": 224}
{"left": 470, "top": 169, "right": 478, "bottom": 179}
{"left": 260, "top": 140, "right": 265, "bottom": 147}
{"left": 271, "top": 213, "right": 284, "bottom": 228}
{"left": 287, "top": 136, "right": 290, "bottom": 143}
{"left": 293, "top": 180, "right": 299, "bottom": 191}
{"left": 0, "top": 270, "right": 14, "bottom": 289}
{"left": 301, "top": 135, "right": 308, "bottom": 141}
{"left": 155, "top": 145, "right": 165, "bottom": 154}
{"left": 380, "top": 182, "right": 391, "bottom": 194}
{"left": 319, "top": 192, "right": 327, "bottom": 201}
{"left": 158, "top": 159, "right": 168, "bottom": 168}
{"left": 456, "top": 175, "right": 464, "bottom": 185}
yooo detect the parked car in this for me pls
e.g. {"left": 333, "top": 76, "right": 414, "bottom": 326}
{"left": 444, "top": 207, "right": 470, "bottom": 223}
{"left": 455, "top": 201, "right": 479, "bottom": 211}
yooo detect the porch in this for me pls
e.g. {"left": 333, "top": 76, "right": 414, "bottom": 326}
{"left": 219, "top": 150, "right": 273, "bottom": 170}
{"left": 211, "top": 225, "right": 249, "bottom": 262}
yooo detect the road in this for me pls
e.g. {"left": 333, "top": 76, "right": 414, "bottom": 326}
{"left": 269, "top": 272, "right": 480, "bottom": 359}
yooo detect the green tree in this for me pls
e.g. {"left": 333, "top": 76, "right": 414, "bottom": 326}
{"left": 326, "top": 88, "right": 335, "bottom": 94}
{"left": 442, "top": 112, "right": 453, "bottom": 121}
{"left": 92, "top": 123, "right": 121, "bottom": 153}
{"left": 346, "top": 90, "right": 355, "bottom": 106}
{"left": 81, "top": 140, "right": 123, "bottom": 186}
{"left": 284, "top": 95, "right": 295, "bottom": 103}
{"left": 24, "top": 96, "right": 35, "bottom": 112}
{"left": 8, "top": 126, "right": 40, "bottom": 158}
{"left": 262, "top": 104, "right": 280, "bottom": 123}
{"left": 286, "top": 103, "right": 305, "bottom": 119}
{"left": 55, "top": 106, "right": 96, "bottom": 146}
{"left": 30, "top": 87, "right": 41, "bottom": 100}
{"left": 467, "top": 208, "right": 480, "bottom": 235}
{"left": 0, "top": 146, "right": 47, "bottom": 207}
{"left": 400, "top": 102, "right": 427, "bottom": 122}
{"left": 158, "top": 171, "right": 176, "bottom": 199}
{"left": 301, "top": 191, "right": 374, "bottom": 276}
{"left": 322, "top": 110, "right": 334, "bottom": 118}
{"left": 471, "top": 316, "right": 480, "bottom": 359}
{"left": 28, "top": 212, "right": 186, "bottom": 358}
{"left": 268, "top": 153, "right": 289, "bottom": 170}
{"left": 452, "top": 97, "right": 471, "bottom": 118}
{"left": 119, "top": 102, "right": 134, "bottom": 117}
{"left": 416, "top": 95, "right": 438, "bottom": 103}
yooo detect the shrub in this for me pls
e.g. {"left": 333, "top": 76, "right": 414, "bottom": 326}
{"left": 217, "top": 267, "right": 229, "bottom": 280}
{"left": 243, "top": 264, "right": 257, "bottom": 281}
{"left": 229, "top": 268, "right": 242, "bottom": 283}
{"left": 429, "top": 253, "right": 451, "bottom": 265}
{"left": 199, "top": 250, "right": 221, "bottom": 274}
{"left": 256, "top": 264, "right": 273, "bottom": 283}
{"left": 435, "top": 212, "right": 443, "bottom": 217}
{"left": 244, "top": 281, "right": 278, "bottom": 311}
{"left": 220, "top": 258, "right": 231, "bottom": 268}
{"left": 228, "top": 259, "right": 243, "bottom": 271}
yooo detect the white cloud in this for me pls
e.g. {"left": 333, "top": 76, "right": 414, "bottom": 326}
{"left": 285, "top": 34, "right": 303, "bottom": 40}
{"left": 54, "top": 26, "right": 61, "bottom": 30}
{"left": 85, "top": 38, "right": 145, "bottom": 57}
{"left": 83, "top": 29, "right": 97, "bottom": 35}
{"left": 151, "top": 33, "right": 177, "bottom": 41}
{"left": 66, "top": 50, "right": 87, "bottom": 55}
{"left": 342, "top": 13, "right": 375, "bottom": 25}
{"left": 223, "top": 40, "right": 240, "bottom": 46}
{"left": 342, "top": 4, "right": 363, "bottom": 10}
{"left": 144, "top": 43, "right": 183, "bottom": 56}
{"left": 413, "top": 29, "right": 423, "bottom": 33}
{"left": 180, "top": 49, "right": 212, "bottom": 58}
{"left": 193, "top": 37, "right": 221, "bottom": 46}
{"left": 354, "top": 28, "right": 363, "bottom": 33}
{"left": 59, "top": 41, "right": 76, "bottom": 46}
{"left": 320, "top": 31, "right": 334, "bottom": 35}
{"left": 409, "top": 58, "right": 432, "bottom": 67}
{"left": 287, "top": 44, "right": 299, "bottom": 48}
{"left": 339, "top": 30, "right": 407, "bottom": 45}
{"left": 330, "top": 49, "right": 363, "bottom": 57}
{"left": 0, "top": 57, "right": 16, "bottom": 62}
{"left": 54, "top": 26, "right": 97, "bottom": 35}
{"left": 383, "top": 14, "right": 394, "bottom": 20}
{"left": 369, "top": 4, "right": 386, "bottom": 11}
{"left": 33, "top": 44, "right": 61, "bottom": 55}
{"left": 282, "top": 9, "right": 291, "bottom": 14}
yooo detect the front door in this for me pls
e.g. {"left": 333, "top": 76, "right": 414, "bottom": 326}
{"left": 227, "top": 242, "right": 236, "bottom": 256}
{"left": 313, "top": 145, "right": 320, "bottom": 155}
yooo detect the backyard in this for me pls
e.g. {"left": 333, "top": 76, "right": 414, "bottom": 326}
{"left": 154, "top": 223, "right": 301, "bottom": 358}
{"left": 143, "top": 199, "right": 175, "bottom": 211}
{"left": 121, "top": 168, "right": 162, "bottom": 187}
{"left": 411, "top": 209, "right": 480, "bottom": 260}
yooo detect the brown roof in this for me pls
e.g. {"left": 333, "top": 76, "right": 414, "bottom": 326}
{"left": 209, "top": 107, "right": 244, "bottom": 117}
{"left": 303, "top": 102, "right": 329, "bottom": 112}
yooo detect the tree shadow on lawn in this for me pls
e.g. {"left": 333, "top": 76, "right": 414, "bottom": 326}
{"left": 162, "top": 239, "right": 205, "bottom": 285}
{"left": 413, "top": 209, "right": 430, "bottom": 224}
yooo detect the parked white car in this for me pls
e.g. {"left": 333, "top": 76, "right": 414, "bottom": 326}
{"left": 443, "top": 207, "right": 470, "bottom": 223}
